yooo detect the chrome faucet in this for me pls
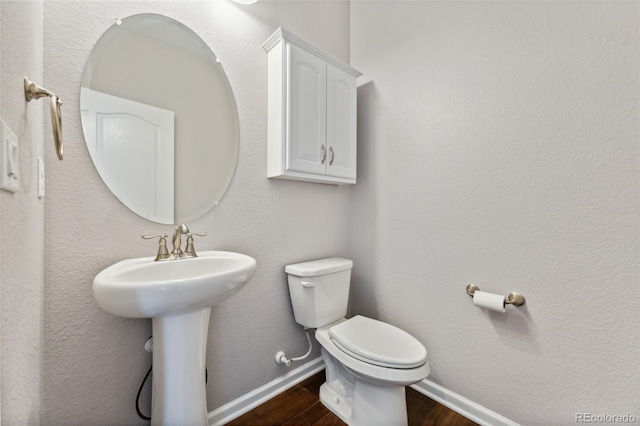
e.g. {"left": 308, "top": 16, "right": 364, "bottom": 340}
{"left": 142, "top": 224, "right": 207, "bottom": 261}
{"left": 171, "top": 224, "right": 190, "bottom": 258}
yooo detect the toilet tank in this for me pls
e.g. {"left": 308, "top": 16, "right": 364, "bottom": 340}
{"left": 285, "top": 258, "right": 353, "bottom": 328}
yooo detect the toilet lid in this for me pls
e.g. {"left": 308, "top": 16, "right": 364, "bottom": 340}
{"left": 329, "top": 316, "right": 427, "bottom": 369}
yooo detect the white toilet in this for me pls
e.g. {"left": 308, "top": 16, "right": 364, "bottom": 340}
{"left": 285, "top": 257, "right": 430, "bottom": 426}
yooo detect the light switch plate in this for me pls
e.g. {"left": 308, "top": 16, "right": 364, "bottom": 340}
{"left": 0, "top": 120, "right": 19, "bottom": 193}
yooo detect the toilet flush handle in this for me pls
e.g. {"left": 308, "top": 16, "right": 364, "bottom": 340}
{"left": 301, "top": 281, "right": 315, "bottom": 288}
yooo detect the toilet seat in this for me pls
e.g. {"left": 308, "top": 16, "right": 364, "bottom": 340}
{"left": 329, "top": 316, "right": 427, "bottom": 369}
{"left": 316, "top": 318, "right": 430, "bottom": 386}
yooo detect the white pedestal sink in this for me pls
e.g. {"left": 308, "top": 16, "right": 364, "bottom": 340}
{"left": 93, "top": 251, "right": 257, "bottom": 426}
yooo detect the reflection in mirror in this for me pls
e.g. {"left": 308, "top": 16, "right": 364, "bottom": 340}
{"left": 81, "top": 14, "right": 239, "bottom": 224}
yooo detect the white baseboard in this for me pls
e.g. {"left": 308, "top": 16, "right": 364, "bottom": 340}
{"left": 208, "top": 357, "right": 518, "bottom": 426}
{"left": 208, "top": 357, "right": 325, "bottom": 426}
{"left": 411, "top": 379, "right": 520, "bottom": 426}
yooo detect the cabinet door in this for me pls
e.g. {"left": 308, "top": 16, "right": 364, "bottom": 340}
{"left": 326, "top": 64, "right": 357, "bottom": 179}
{"left": 286, "top": 43, "right": 327, "bottom": 175}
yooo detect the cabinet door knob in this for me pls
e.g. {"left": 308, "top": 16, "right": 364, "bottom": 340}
{"left": 329, "top": 146, "right": 335, "bottom": 166}
{"left": 321, "top": 144, "right": 327, "bottom": 165}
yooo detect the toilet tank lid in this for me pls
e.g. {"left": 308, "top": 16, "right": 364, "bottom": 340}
{"left": 285, "top": 257, "right": 353, "bottom": 277}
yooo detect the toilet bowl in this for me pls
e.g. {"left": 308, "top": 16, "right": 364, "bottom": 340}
{"left": 285, "top": 258, "right": 430, "bottom": 426}
{"left": 316, "top": 316, "right": 430, "bottom": 425}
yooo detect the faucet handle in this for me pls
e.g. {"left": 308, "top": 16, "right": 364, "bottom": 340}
{"left": 141, "top": 234, "right": 170, "bottom": 261}
{"left": 184, "top": 232, "right": 207, "bottom": 258}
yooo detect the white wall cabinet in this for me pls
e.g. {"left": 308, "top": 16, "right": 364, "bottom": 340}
{"left": 264, "top": 28, "right": 362, "bottom": 185}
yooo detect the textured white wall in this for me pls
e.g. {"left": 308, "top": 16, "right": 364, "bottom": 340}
{"left": 44, "top": 1, "right": 350, "bottom": 424}
{"left": 0, "top": 1, "right": 45, "bottom": 424}
{"left": 350, "top": 1, "right": 639, "bottom": 424}
{"left": 0, "top": 1, "right": 3, "bottom": 419}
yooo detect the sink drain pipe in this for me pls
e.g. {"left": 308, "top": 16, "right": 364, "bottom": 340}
{"left": 275, "top": 327, "right": 313, "bottom": 367}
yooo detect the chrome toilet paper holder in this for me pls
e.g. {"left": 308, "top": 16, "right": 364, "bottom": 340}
{"left": 466, "top": 284, "right": 526, "bottom": 306}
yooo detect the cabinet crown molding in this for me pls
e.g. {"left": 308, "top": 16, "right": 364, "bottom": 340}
{"left": 263, "top": 27, "right": 362, "bottom": 79}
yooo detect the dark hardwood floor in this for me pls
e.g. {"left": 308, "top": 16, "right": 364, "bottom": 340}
{"left": 227, "top": 372, "right": 478, "bottom": 426}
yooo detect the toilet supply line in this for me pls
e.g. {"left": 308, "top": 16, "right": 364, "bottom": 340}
{"left": 275, "top": 327, "right": 313, "bottom": 367}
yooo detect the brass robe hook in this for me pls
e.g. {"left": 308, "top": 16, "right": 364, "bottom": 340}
{"left": 24, "top": 77, "right": 63, "bottom": 160}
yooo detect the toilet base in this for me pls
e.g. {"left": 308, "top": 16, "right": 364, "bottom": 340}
{"left": 320, "top": 375, "right": 408, "bottom": 426}
{"left": 320, "top": 347, "right": 409, "bottom": 426}
{"left": 320, "top": 382, "right": 352, "bottom": 424}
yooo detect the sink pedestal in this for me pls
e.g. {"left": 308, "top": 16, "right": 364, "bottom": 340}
{"left": 151, "top": 307, "right": 211, "bottom": 426}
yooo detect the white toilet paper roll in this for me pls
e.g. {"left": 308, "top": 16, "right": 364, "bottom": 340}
{"left": 473, "top": 290, "right": 506, "bottom": 313}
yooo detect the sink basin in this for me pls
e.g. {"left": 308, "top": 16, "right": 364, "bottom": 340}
{"left": 93, "top": 250, "right": 257, "bottom": 318}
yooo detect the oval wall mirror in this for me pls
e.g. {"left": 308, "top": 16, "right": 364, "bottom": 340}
{"left": 80, "top": 14, "right": 239, "bottom": 224}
